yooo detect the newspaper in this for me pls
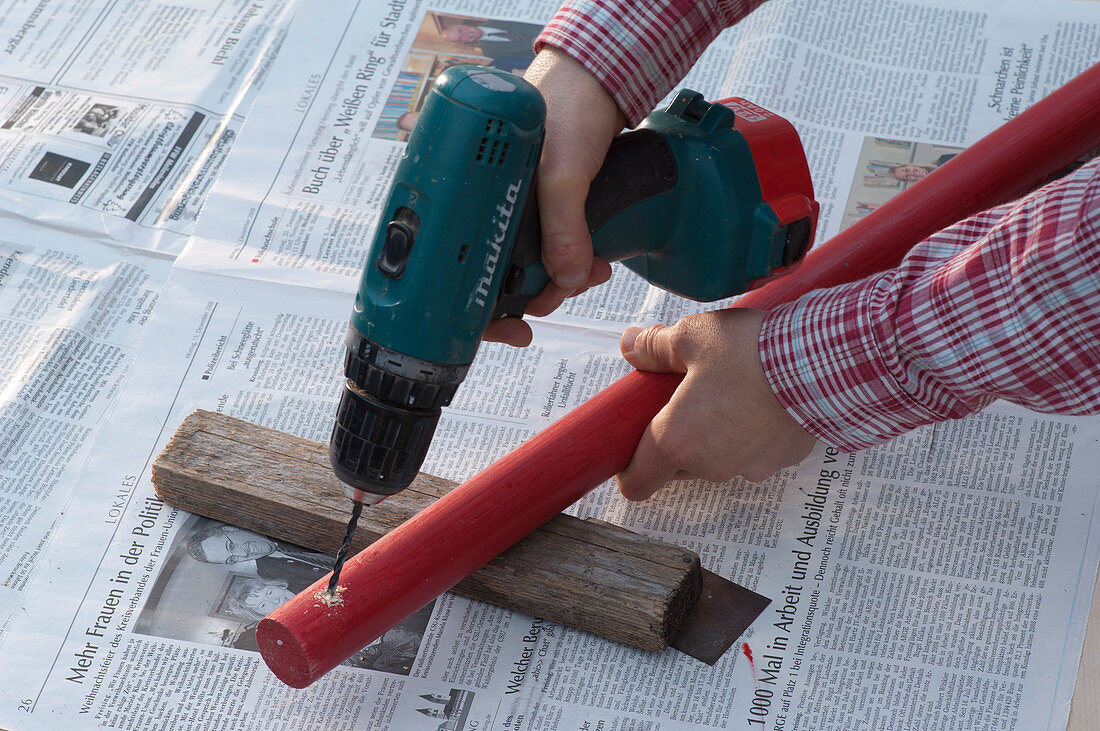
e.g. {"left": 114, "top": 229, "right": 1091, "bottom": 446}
{"left": 0, "top": 0, "right": 298, "bottom": 250}
{"left": 1, "top": 0, "right": 1099, "bottom": 729}
{"left": 0, "top": 0, "right": 301, "bottom": 639}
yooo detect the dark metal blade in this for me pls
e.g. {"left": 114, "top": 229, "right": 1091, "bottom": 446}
{"left": 670, "top": 569, "right": 770, "bottom": 665}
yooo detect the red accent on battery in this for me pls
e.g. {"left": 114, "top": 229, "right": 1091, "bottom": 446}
{"left": 718, "top": 96, "right": 820, "bottom": 287}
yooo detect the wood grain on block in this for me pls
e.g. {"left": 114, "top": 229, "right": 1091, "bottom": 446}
{"left": 151, "top": 409, "right": 701, "bottom": 653}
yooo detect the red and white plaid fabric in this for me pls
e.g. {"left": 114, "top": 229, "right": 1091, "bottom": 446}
{"left": 537, "top": 0, "right": 1100, "bottom": 450}
{"left": 536, "top": 0, "right": 765, "bottom": 125}
{"left": 763, "top": 159, "right": 1100, "bottom": 450}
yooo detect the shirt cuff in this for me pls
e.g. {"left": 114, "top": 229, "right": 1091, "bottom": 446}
{"left": 758, "top": 276, "right": 992, "bottom": 452}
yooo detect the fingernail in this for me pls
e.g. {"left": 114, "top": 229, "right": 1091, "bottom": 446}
{"left": 553, "top": 270, "right": 587, "bottom": 289}
{"left": 621, "top": 327, "right": 641, "bottom": 353}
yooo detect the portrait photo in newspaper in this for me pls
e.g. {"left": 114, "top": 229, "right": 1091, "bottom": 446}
{"left": 840, "top": 137, "right": 963, "bottom": 229}
{"left": 132, "top": 515, "right": 434, "bottom": 675}
{"left": 372, "top": 12, "right": 544, "bottom": 141}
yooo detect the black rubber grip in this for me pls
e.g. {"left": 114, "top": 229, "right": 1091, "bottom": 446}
{"left": 585, "top": 128, "right": 678, "bottom": 230}
{"left": 496, "top": 128, "right": 679, "bottom": 319}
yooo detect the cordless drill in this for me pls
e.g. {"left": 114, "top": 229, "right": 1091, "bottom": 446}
{"left": 324, "top": 65, "right": 818, "bottom": 588}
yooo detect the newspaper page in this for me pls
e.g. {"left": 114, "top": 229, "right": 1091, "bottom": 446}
{"left": 0, "top": 221, "right": 173, "bottom": 634}
{"left": 0, "top": 0, "right": 311, "bottom": 644}
{"left": 10, "top": 262, "right": 1098, "bottom": 731}
{"left": 2, "top": 0, "right": 1100, "bottom": 730}
{"left": 0, "top": 0, "right": 299, "bottom": 251}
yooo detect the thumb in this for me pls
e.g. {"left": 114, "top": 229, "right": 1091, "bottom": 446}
{"left": 620, "top": 324, "right": 689, "bottom": 374}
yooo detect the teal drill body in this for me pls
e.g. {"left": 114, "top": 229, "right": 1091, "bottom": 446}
{"left": 352, "top": 68, "right": 546, "bottom": 366}
{"left": 330, "top": 65, "right": 817, "bottom": 501}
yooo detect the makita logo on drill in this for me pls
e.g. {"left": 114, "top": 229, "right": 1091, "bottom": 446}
{"left": 473, "top": 180, "right": 521, "bottom": 308}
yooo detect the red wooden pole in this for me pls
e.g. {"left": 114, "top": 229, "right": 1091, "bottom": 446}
{"left": 258, "top": 61, "right": 1100, "bottom": 688}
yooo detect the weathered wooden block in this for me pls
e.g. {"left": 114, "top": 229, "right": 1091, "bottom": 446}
{"left": 151, "top": 410, "right": 701, "bottom": 652}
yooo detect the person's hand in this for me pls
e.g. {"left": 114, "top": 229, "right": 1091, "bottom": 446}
{"left": 615, "top": 308, "right": 817, "bottom": 500}
{"left": 483, "top": 48, "right": 624, "bottom": 346}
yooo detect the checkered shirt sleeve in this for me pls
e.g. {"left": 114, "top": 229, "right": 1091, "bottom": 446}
{"left": 536, "top": 0, "right": 767, "bottom": 125}
{"left": 761, "top": 158, "right": 1100, "bottom": 451}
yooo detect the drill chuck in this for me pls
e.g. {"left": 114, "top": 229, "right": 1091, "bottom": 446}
{"left": 329, "top": 326, "right": 468, "bottom": 501}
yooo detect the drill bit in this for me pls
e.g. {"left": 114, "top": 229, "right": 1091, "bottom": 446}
{"left": 326, "top": 501, "right": 363, "bottom": 595}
